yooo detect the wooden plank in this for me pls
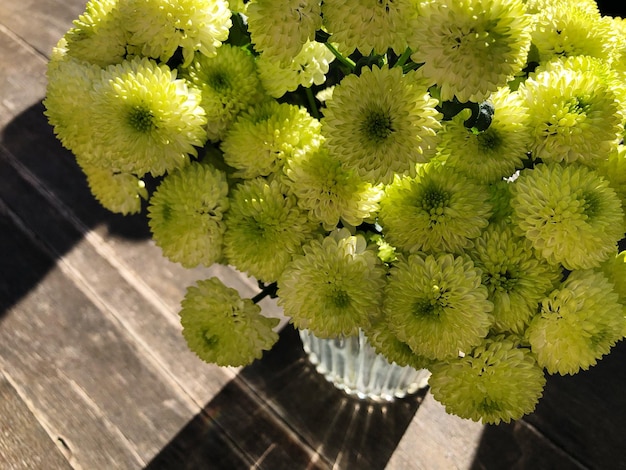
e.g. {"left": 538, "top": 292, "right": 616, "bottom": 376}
{"left": 0, "top": 0, "right": 86, "bottom": 59}
{"left": 0, "top": 371, "right": 72, "bottom": 470}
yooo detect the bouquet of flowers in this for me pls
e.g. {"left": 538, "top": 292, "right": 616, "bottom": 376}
{"left": 44, "top": 0, "right": 626, "bottom": 424}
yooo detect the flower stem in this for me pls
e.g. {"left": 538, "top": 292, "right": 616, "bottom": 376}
{"left": 305, "top": 87, "right": 320, "bottom": 119}
{"left": 395, "top": 47, "right": 413, "bottom": 68}
{"left": 252, "top": 282, "right": 278, "bottom": 303}
{"left": 324, "top": 42, "right": 356, "bottom": 72}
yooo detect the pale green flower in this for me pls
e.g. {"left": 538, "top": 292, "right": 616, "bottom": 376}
{"left": 221, "top": 101, "right": 322, "bottom": 179}
{"left": 247, "top": 0, "right": 322, "bottom": 64}
{"left": 88, "top": 57, "right": 208, "bottom": 176}
{"left": 365, "top": 317, "right": 433, "bottom": 370}
{"left": 511, "top": 163, "right": 624, "bottom": 270}
{"left": 379, "top": 164, "right": 492, "bottom": 254}
{"left": 148, "top": 162, "right": 229, "bottom": 268}
{"left": 278, "top": 229, "right": 387, "bottom": 337}
{"left": 182, "top": 44, "right": 267, "bottom": 142}
{"left": 256, "top": 40, "right": 335, "bottom": 98}
{"left": 429, "top": 335, "right": 546, "bottom": 424}
{"left": 321, "top": 0, "right": 417, "bottom": 56}
{"left": 284, "top": 146, "right": 382, "bottom": 230}
{"left": 527, "top": 270, "right": 626, "bottom": 375}
{"left": 384, "top": 253, "right": 493, "bottom": 360}
{"left": 531, "top": 4, "right": 617, "bottom": 65}
{"left": 438, "top": 88, "right": 531, "bottom": 183}
{"left": 44, "top": 46, "right": 100, "bottom": 156}
{"left": 224, "top": 178, "right": 316, "bottom": 283}
{"left": 82, "top": 164, "right": 148, "bottom": 215}
{"left": 468, "top": 224, "right": 561, "bottom": 334}
{"left": 120, "top": 0, "right": 231, "bottom": 66}
{"left": 409, "top": 0, "right": 533, "bottom": 102}
{"left": 596, "top": 145, "right": 626, "bottom": 205}
{"left": 64, "top": 0, "right": 129, "bottom": 67}
{"left": 322, "top": 66, "right": 441, "bottom": 185}
{"left": 180, "top": 277, "right": 279, "bottom": 367}
{"left": 520, "top": 65, "right": 622, "bottom": 164}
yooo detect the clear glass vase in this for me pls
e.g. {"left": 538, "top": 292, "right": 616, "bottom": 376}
{"left": 299, "top": 329, "right": 431, "bottom": 402}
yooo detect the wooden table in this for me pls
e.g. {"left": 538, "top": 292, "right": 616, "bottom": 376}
{"left": 0, "top": 1, "right": 624, "bottom": 468}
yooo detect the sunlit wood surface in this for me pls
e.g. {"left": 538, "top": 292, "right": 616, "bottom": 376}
{"left": 1, "top": 1, "right": 625, "bottom": 468}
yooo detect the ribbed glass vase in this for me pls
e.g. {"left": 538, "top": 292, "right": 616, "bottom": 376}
{"left": 299, "top": 329, "right": 431, "bottom": 402}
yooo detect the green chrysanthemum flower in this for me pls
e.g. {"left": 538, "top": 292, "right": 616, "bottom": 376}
{"left": 520, "top": 65, "right": 622, "bottom": 164}
{"left": 409, "top": 0, "right": 533, "bottom": 102}
{"left": 600, "top": 250, "right": 626, "bottom": 308}
{"left": 278, "top": 229, "right": 387, "bottom": 337}
{"left": 284, "top": 146, "right": 382, "bottom": 230}
{"left": 365, "top": 317, "right": 433, "bottom": 371}
{"left": 120, "top": 0, "right": 231, "bottom": 66}
{"left": 224, "top": 178, "right": 316, "bottom": 283}
{"left": 180, "top": 277, "right": 279, "bottom": 367}
{"left": 256, "top": 40, "right": 335, "bottom": 98}
{"left": 595, "top": 144, "right": 626, "bottom": 204}
{"left": 148, "top": 162, "right": 229, "bottom": 268}
{"left": 182, "top": 44, "right": 267, "bottom": 142}
{"left": 379, "top": 164, "right": 492, "bottom": 254}
{"left": 247, "top": 0, "right": 322, "bottom": 64}
{"left": 88, "top": 57, "right": 208, "bottom": 176}
{"left": 527, "top": 270, "right": 626, "bottom": 375}
{"left": 64, "top": 0, "right": 129, "bottom": 67}
{"left": 438, "top": 88, "right": 531, "bottom": 183}
{"left": 44, "top": 45, "right": 100, "bottom": 156}
{"left": 384, "top": 253, "right": 493, "bottom": 360}
{"left": 321, "top": 0, "right": 417, "bottom": 56}
{"left": 429, "top": 335, "right": 546, "bottom": 424}
{"left": 221, "top": 101, "right": 322, "bottom": 179}
{"left": 323, "top": 66, "right": 441, "bottom": 185}
{"left": 82, "top": 164, "right": 148, "bottom": 215}
{"left": 530, "top": 4, "right": 616, "bottom": 65}
{"left": 511, "top": 163, "right": 624, "bottom": 270}
{"left": 469, "top": 224, "right": 561, "bottom": 334}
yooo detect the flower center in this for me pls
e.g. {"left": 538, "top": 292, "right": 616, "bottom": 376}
{"left": 127, "top": 105, "right": 155, "bottom": 133}
{"left": 331, "top": 289, "right": 351, "bottom": 308}
{"left": 209, "top": 70, "right": 230, "bottom": 92}
{"left": 362, "top": 108, "right": 394, "bottom": 143}
{"left": 477, "top": 129, "right": 501, "bottom": 152}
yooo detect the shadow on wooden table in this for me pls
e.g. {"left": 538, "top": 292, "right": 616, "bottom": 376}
{"left": 146, "top": 325, "right": 429, "bottom": 469}
{"left": 0, "top": 102, "right": 151, "bottom": 315}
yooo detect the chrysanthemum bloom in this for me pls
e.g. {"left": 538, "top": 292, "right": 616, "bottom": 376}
{"left": 521, "top": 65, "right": 622, "bottom": 164}
{"left": 429, "top": 335, "right": 546, "bottom": 424}
{"left": 63, "top": 0, "right": 129, "bottom": 67}
{"left": 437, "top": 88, "right": 531, "bottom": 183}
{"left": 44, "top": 44, "right": 100, "bottom": 156}
{"left": 530, "top": 4, "right": 616, "bottom": 65}
{"left": 182, "top": 44, "right": 267, "bottom": 142}
{"left": 277, "top": 229, "right": 387, "bottom": 337}
{"left": 120, "top": 0, "right": 231, "bottom": 66}
{"left": 365, "top": 317, "right": 433, "bottom": 371}
{"left": 221, "top": 101, "right": 322, "bottom": 179}
{"left": 247, "top": 0, "right": 322, "bottom": 64}
{"left": 179, "top": 277, "right": 279, "bottom": 367}
{"left": 87, "top": 57, "right": 208, "bottom": 176}
{"left": 408, "top": 0, "right": 532, "bottom": 102}
{"left": 82, "top": 164, "right": 148, "bottom": 215}
{"left": 284, "top": 146, "right": 381, "bottom": 230}
{"left": 596, "top": 145, "right": 626, "bottom": 205}
{"left": 256, "top": 40, "right": 335, "bottom": 99}
{"left": 600, "top": 250, "right": 626, "bottom": 308}
{"left": 223, "top": 178, "right": 316, "bottom": 283}
{"left": 321, "top": 0, "right": 417, "bottom": 56}
{"left": 527, "top": 270, "right": 626, "bottom": 375}
{"left": 323, "top": 66, "right": 441, "bottom": 185}
{"left": 148, "top": 162, "right": 229, "bottom": 268}
{"left": 379, "top": 164, "right": 492, "bottom": 254}
{"left": 468, "top": 224, "right": 561, "bottom": 334}
{"left": 511, "top": 163, "right": 624, "bottom": 270}
{"left": 383, "top": 253, "right": 493, "bottom": 360}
